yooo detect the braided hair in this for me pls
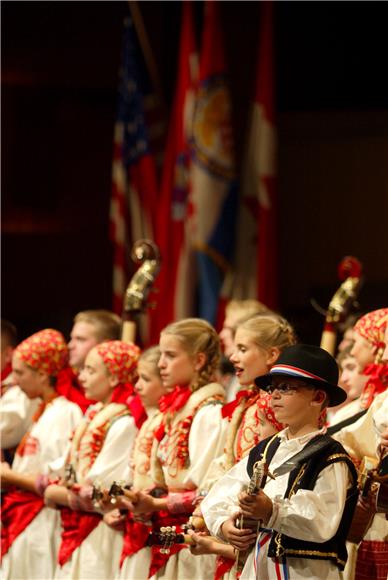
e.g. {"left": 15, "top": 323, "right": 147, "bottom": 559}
{"left": 238, "top": 314, "right": 297, "bottom": 352}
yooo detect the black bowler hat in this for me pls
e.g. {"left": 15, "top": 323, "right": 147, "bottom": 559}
{"left": 255, "top": 344, "right": 347, "bottom": 407}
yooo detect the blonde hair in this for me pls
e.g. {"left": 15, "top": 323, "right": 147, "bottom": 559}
{"left": 139, "top": 346, "right": 161, "bottom": 377}
{"left": 161, "top": 318, "right": 221, "bottom": 391}
{"left": 225, "top": 299, "right": 269, "bottom": 325}
{"left": 238, "top": 314, "right": 297, "bottom": 352}
{"left": 74, "top": 310, "right": 121, "bottom": 342}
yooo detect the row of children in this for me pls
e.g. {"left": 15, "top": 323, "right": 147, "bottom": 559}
{"left": 0, "top": 305, "right": 387, "bottom": 579}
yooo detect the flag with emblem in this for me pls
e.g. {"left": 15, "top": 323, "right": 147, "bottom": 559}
{"left": 188, "top": 0, "right": 238, "bottom": 325}
{"left": 231, "top": 1, "right": 278, "bottom": 309}
{"left": 151, "top": 1, "right": 199, "bottom": 339}
{"left": 110, "top": 16, "right": 160, "bottom": 315}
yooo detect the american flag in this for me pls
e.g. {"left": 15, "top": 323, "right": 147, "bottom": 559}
{"left": 110, "top": 16, "right": 160, "bottom": 316}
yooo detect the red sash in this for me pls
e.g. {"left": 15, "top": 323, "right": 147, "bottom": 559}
{"left": 120, "top": 517, "right": 151, "bottom": 568}
{"left": 58, "top": 507, "right": 101, "bottom": 566}
{"left": 1, "top": 488, "right": 44, "bottom": 558}
{"left": 355, "top": 539, "right": 388, "bottom": 580}
{"left": 215, "top": 555, "right": 236, "bottom": 580}
{"left": 148, "top": 511, "right": 189, "bottom": 578}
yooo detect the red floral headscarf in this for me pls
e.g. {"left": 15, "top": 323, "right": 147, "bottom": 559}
{"left": 94, "top": 340, "right": 140, "bottom": 384}
{"left": 354, "top": 308, "right": 388, "bottom": 360}
{"left": 92, "top": 341, "right": 145, "bottom": 428}
{"left": 354, "top": 308, "right": 388, "bottom": 408}
{"left": 14, "top": 329, "right": 68, "bottom": 376}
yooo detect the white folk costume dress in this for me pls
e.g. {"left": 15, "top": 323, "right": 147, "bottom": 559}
{"left": 148, "top": 382, "right": 226, "bottom": 580}
{"left": 203, "top": 388, "right": 270, "bottom": 580}
{"left": 203, "top": 388, "right": 263, "bottom": 491}
{"left": 0, "top": 383, "right": 40, "bottom": 450}
{"left": 54, "top": 401, "right": 138, "bottom": 580}
{"left": 334, "top": 390, "right": 388, "bottom": 580}
{"left": 1, "top": 396, "right": 83, "bottom": 580}
{"left": 119, "top": 406, "right": 163, "bottom": 580}
{"left": 202, "top": 428, "right": 357, "bottom": 580}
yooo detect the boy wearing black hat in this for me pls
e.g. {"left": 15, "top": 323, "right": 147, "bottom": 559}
{"left": 201, "top": 344, "right": 358, "bottom": 580}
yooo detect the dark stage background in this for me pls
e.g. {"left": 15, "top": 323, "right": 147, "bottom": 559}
{"left": 2, "top": 1, "right": 388, "bottom": 345}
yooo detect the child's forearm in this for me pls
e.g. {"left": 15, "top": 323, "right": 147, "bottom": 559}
{"left": 4, "top": 470, "right": 40, "bottom": 494}
{"left": 211, "top": 541, "right": 235, "bottom": 558}
{"left": 44, "top": 484, "right": 71, "bottom": 507}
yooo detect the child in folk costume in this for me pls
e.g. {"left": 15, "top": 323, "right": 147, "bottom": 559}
{"left": 334, "top": 309, "right": 388, "bottom": 580}
{"left": 327, "top": 344, "right": 368, "bottom": 426}
{"left": 335, "top": 390, "right": 388, "bottom": 580}
{"left": 186, "top": 314, "right": 294, "bottom": 579}
{"left": 1, "top": 319, "right": 41, "bottom": 461}
{"left": 1, "top": 329, "right": 85, "bottom": 580}
{"left": 219, "top": 299, "right": 270, "bottom": 402}
{"left": 350, "top": 307, "right": 388, "bottom": 410}
{"left": 124, "top": 318, "right": 227, "bottom": 580}
{"left": 201, "top": 344, "right": 358, "bottom": 580}
{"left": 207, "top": 315, "right": 296, "bottom": 486}
{"left": 44, "top": 340, "right": 143, "bottom": 580}
{"left": 103, "top": 347, "right": 167, "bottom": 579}
{"left": 188, "top": 392, "right": 285, "bottom": 579}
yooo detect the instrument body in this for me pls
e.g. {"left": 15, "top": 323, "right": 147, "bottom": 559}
{"left": 237, "top": 458, "right": 269, "bottom": 531}
{"left": 348, "top": 455, "right": 388, "bottom": 543}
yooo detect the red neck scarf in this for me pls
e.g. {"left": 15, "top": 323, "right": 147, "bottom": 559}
{"left": 222, "top": 388, "right": 258, "bottom": 419}
{"left": 158, "top": 385, "right": 191, "bottom": 414}
{"left": 154, "top": 386, "right": 192, "bottom": 442}
{"left": 360, "top": 363, "right": 388, "bottom": 409}
{"left": 1, "top": 363, "right": 12, "bottom": 383}
{"left": 55, "top": 367, "right": 93, "bottom": 414}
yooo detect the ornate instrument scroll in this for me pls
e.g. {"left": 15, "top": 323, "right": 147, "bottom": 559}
{"left": 121, "top": 239, "right": 161, "bottom": 344}
{"left": 319, "top": 256, "right": 362, "bottom": 355}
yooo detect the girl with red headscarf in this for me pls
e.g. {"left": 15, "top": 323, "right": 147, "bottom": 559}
{"left": 1, "top": 329, "right": 85, "bottom": 580}
{"left": 335, "top": 308, "right": 388, "bottom": 580}
{"left": 44, "top": 340, "right": 144, "bottom": 580}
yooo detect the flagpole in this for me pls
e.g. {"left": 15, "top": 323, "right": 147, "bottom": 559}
{"left": 127, "top": 0, "right": 167, "bottom": 119}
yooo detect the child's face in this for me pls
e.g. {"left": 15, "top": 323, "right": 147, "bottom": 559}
{"left": 158, "top": 334, "right": 199, "bottom": 391}
{"left": 257, "top": 410, "right": 278, "bottom": 440}
{"left": 269, "top": 376, "right": 325, "bottom": 430}
{"left": 79, "top": 348, "right": 113, "bottom": 404}
{"left": 12, "top": 355, "right": 45, "bottom": 399}
{"left": 135, "top": 360, "right": 166, "bottom": 408}
{"left": 350, "top": 332, "right": 375, "bottom": 372}
{"left": 339, "top": 355, "right": 367, "bottom": 400}
{"left": 230, "top": 329, "right": 278, "bottom": 386}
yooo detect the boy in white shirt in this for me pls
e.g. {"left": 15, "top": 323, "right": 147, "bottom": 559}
{"left": 201, "top": 344, "right": 358, "bottom": 580}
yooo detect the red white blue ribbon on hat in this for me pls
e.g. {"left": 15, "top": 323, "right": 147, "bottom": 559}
{"left": 270, "top": 364, "right": 326, "bottom": 383}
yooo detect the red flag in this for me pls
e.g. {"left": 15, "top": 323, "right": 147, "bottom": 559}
{"left": 151, "top": 2, "right": 199, "bottom": 341}
{"left": 231, "top": 1, "right": 278, "bottom": 309}
{"left": 110, "top": 16, "right": 160, "bottom": 316}
{"left": 188, "top": 0, "right": 238, "bottom": 325}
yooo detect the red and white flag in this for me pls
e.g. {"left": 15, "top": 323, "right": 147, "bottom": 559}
{"left": 231, "top": 1, "right": 278, "bottom": 309}
{"left": 151, "top": 1, "right": 199, "bottom": 340}
{"left": 188, "top": 0, "right": 238, "bottom": 325}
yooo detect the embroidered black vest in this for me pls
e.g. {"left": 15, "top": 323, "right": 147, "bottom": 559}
{"left": 247, "top": 433, "right": 358, "bottom": 571}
